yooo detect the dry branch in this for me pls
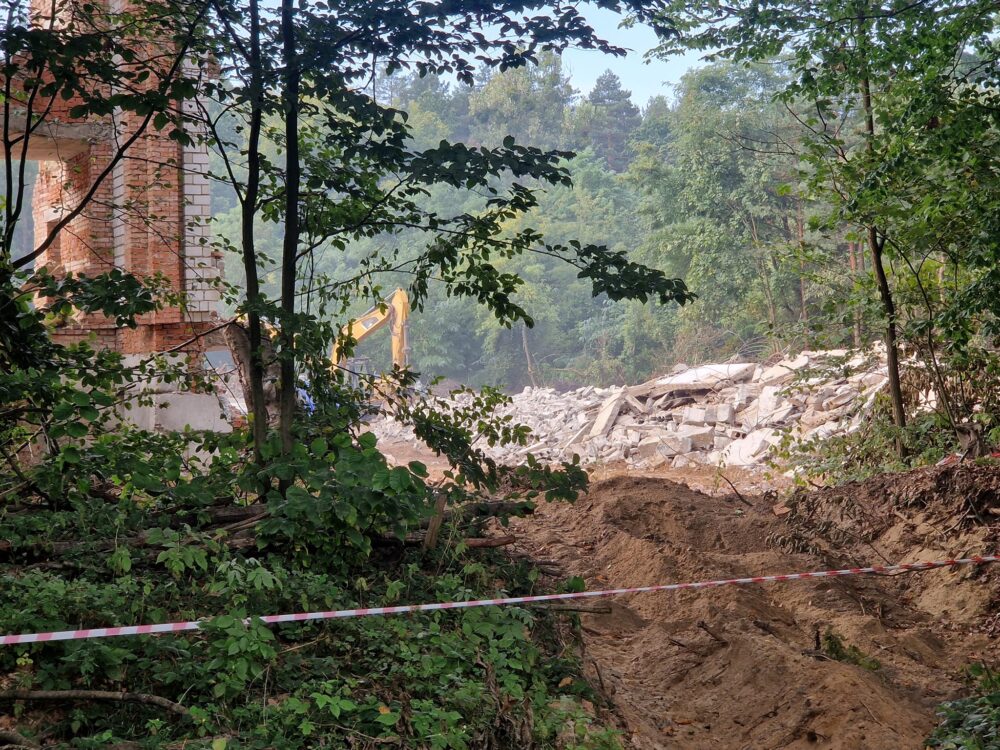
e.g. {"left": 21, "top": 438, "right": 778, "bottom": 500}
{"left": 463, "top": 535, "right": 517, "bottom": 548}
{"left": 0, "top": 728, "right": 39, "bottom": 749}
{"left": 0, "top": 689, "right": 189, "bottom": 716}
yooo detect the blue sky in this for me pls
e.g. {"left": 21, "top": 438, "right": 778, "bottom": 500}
{"left": 561, "top": 5, "right": 705, "bottom": 107}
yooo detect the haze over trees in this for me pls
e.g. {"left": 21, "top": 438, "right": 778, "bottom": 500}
{"left": 216, "top": 58, "right": 854, "bottom": 390}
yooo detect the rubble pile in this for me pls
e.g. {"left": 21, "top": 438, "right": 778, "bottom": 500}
{"left": 373, "top": 349, "right": 889, "bottom": 470}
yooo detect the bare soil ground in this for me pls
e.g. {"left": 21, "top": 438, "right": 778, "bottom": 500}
{"left": 379, "top": 431, "right": 1000, "bottom": 749}
{"left": 509, "top": 464, "right": 1000, "bottom": 750}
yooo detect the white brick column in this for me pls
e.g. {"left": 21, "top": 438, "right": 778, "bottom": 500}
{"left": 181, "top": 60, "right": 220, "bottom": 320}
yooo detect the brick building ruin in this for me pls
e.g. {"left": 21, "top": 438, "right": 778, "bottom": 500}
{"left": 14, "top": 0, "right": 223, "bottom": 354}
{"left": 3, "top": 0, "right": 236, "bottom": 431}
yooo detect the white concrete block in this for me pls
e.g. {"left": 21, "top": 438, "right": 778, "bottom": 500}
{"left": 675, "top": 424, "right": 715, "bottom": 449}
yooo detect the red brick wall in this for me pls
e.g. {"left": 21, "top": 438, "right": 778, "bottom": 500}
{"left": 28, "top": 0, "right": 216, "bottom": 355}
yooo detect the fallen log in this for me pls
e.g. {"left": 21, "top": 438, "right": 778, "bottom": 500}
{"left": 0, "top": 728, "right": 39, "bottom": 749}
{"left": 0, "top": 689, "right": 189, "bottom": 717}
{"left": 463, "top": 535, "right": 517, "bottom": 548}
{"left": 1, "top": 498, "right": 532, "bottom": 564}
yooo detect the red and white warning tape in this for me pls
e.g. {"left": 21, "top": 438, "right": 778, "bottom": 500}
{"left": 1, "top": 554, "right": 996, "bottom": 646}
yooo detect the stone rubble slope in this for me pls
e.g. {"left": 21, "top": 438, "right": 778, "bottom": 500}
{"left": 373, "top": 348, "right": 889, "bottom": 470}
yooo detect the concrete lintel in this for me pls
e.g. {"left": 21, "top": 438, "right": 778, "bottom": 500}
{"left": 0, "top": 109, "right": 108, "bottom": 161}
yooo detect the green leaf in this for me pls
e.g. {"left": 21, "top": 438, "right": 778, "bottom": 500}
{"left": 388, "top": 467, "right": 411, "bottom": 492}
{"left": 52, "top": 402, "right": 75, "bottom": 420}
{"left": 69, "top": 391, "right": 91, "bottom": 407}
{"left": 65, "top": 421, "right": 89, "bottom": 438}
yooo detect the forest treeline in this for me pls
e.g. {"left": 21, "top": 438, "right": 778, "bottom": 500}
{"left": 213, "top": 57, "right": 854, "bottom": 389}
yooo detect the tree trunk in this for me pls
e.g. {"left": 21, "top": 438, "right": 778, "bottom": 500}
{"left": 861, "top": 73, "right": 907, "bottom": 456}
{"left": 522, "top": 324, "right": 539, "bottom": 388}
{"left": 278, "top": 0, "right": 301, "bottom": 469}
{"left": 241, "top": 0, "right": 268, "bottom": 466}
{"left": 848, "top": 241, "right": 863, "bottom": 348}
{"left": 796, "top": 201, "right": 808, "bottom": 325}
{"left": 225, "top": 320, "right": 280, "bottom": 428}
{"left": 869, "top": 227, "right": 907, "bottom": 449}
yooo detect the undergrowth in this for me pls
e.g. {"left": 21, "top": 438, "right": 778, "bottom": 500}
{"left": 776, "top": 395, "right": 961, "bottom": 485}
{"left": 926, "top": 664, "right": 1000, "bottom": 749}
{"left": 0, "top": 328, "right": 613, "bottom": 748}
{"left": 820, "top": 628, "right": 881, "bottom": 672}
{"left": 0, "top": 511, "right": 619, "bottom": 749}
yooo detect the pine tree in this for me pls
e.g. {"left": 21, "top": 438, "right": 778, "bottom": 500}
{"left": 574, "top": 70, "right": 641, "bottom": 171}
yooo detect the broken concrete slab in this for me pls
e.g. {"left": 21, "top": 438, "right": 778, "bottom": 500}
{"left": 762, "top": 403, "right": 796, "bottom": 426}
{"left": 675, "top": 424, "right": 715, "bottom": 450}
{"left": 624, "top": 394, "right": 648, "bottom": 414}
{"left": 757, "top": 385, "right": 785, "bottom": 416}
{"left": 656, "top": 434, "right": 694, "bottom": 456}
{"left": 714, "top": 403, "right": 734, "bottom": 424}
{"left": 713, "top": 434, "right": 732, "bottom": 450}
{"left": 672, "top": 451, "right": 705, "bottom": 468}
{"left": 657, "top": 363, "right": 757, "bottom": 390}
{"left": 590, "top": 388, "right": 626, "bottom": 438}
{"left": 681, "top": 405, "right": 708, "bottom": 425}
{"left": 721, "top": 428, "right": 779, "bottom": 466}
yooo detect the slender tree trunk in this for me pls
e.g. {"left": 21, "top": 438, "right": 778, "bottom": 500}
{"left": 759, "top": 262, "right": 778, "bottom": 339}
{"left": 869, "top": 226, "right": 907, "bottom": 446}
{"left": 848, "top": 241, "right": 863, "bottom": 348}
{"left": 860, "top": 72, "right": 907, "bottom": 456}
{"left": 278, "top": 0, "right": 301, "bottom": 465}
{"left": 241, "top": 0, "right": 268, "bottom": 466}
{"left": 796, "top": 201, "right": 808, "bottom": 325}
{"left": 748, "top": 214, "right": 778, "bottom": 348}
{"left": 521, "top": 324, "right": 539, "bottom": 388}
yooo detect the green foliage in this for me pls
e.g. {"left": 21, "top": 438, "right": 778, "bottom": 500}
{"left": 569, "top": 70, "right": 641, "bottom": 172}
{"left": 0, "top": 532, "right": 620, "bottom": 747}
{"left": 777, "top": 402, "right": 958, "bottom": 485}
{"left": 649, "top": 0, "right": 1000, "bottom": 453}
{"left": 820, "top": 629, "right": 881, "bottom": 672}
{"left": 1, "top": 6, "right": 673, "bottom": 745}
{"left": 927, "top": 664, "right": 1000, "bottom": 749}
{"left": 0, "top": 275, "right": 609, "bottom": 746}
{"left": 303, "top": 55, "right": 865, "bottom": 389}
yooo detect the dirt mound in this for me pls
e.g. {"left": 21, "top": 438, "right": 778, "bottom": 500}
{"left": 511, "top": 468, "right": 1000, "bottom": 749}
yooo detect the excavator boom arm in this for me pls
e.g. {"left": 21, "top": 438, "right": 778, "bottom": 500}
{"left": 332, "top": 288, "right": 410, "bottom": 370}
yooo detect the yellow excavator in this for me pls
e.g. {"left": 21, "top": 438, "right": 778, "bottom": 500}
{"left": 224, "top": 289, "right": 411, "bottom": 422}
{"left": 332, "top": 287, "right": 410, "bottom": 380}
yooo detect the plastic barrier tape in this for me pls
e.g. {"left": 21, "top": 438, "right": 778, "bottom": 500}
{"left": 1, "top": 554, "right": 995, "bottom": 646}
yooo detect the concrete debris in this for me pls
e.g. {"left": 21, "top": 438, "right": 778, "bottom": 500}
{"left": 371, "top": 348, "right": 890, "bottom": 471}
{"left": 590, "top": 388, "right": 626, "bottom": 438}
